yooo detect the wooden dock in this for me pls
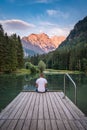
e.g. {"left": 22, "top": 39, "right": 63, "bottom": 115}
{"left": 0, "top": 92, "right": 87, "bottom": 130}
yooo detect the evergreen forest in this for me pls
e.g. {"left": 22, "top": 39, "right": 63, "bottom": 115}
{"left": 0, "top": 24, "right": 24, "bottom": 73}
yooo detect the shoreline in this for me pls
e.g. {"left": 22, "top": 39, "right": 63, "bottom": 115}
{"left": 44, "top": 69, "right": 84, "bottom": 74}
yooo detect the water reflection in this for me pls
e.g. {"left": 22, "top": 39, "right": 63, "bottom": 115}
{"left": 0, "top": 74, "right": 24, "bottom": 111}
{"left": 0, "top": 73, "right": 87, "bottom": 116}
{"left": 65, "top": 74, "right": 87, "bottom": 115}
{"left": 23, "top": 74, "right": 38, "bottom": 91}
{"left": 23, "top": 74, "right": 64, "bottom": 91}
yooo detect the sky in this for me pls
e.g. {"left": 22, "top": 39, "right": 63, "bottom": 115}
{"left": 0, "top": 0, "right": 87, "bottom": 38}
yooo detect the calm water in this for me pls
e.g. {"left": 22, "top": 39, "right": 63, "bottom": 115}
{"left": 0, "top": 73, "right": 87, "bottom": 116}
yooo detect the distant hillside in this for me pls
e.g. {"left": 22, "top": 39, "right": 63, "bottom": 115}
{"left": 21, "top": 33, "right": 65, "bottom": 56}
{"left": 21, "top": 38, "right": 44, "bottom": 56}
{"left": 31, "top": 16, "right": 87, "bottom": 72}
{"left": 59, "top": 16, "right": 87, "bottom": 48}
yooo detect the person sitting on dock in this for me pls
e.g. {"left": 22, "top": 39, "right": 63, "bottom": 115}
{"left": 35, "top": 73, "right": 47, "bottom": 93}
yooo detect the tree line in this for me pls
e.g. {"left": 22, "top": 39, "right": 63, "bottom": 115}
{"left": 28, "top": 41, "right": 87, "bottom": 73}
{"left": 0, "top": 24, "right": 24, "bottom": 73}
{"left": 29, "top": 16, "right": 87, "bottom": 73}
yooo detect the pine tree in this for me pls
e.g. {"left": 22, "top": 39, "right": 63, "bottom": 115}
{"left": 16, "top": 35, "right": 24, "bottom": 68}
{"left": 0, "top": 24, "right": 5, "bottom": 72}
{"left": 0, "top": 26, "right": 24, "bottom": 73}
{"left": 2, "top": 33, "right": 17, "bottom": 72}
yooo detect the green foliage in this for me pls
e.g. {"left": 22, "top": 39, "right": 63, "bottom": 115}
{"left": 0, "top": 25, "right": 24, "bottom": 73}
{"left": 25, "top": 62, "right": 39, "bottom": 73}
{"left": 17, "top": 36, "right": 24, "bottom": 68}
{"left": 38, "top": 60, "right": 46, "bottom": 73}
{"left": 82, "top": 58, "right": 87, "bottom": 72}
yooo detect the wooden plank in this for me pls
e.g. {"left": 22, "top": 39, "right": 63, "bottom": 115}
{"left": 0, "top": 92, "right": 23, "bottom": 119}
{"left": 82, "top": 117, "right": 87, "bottom": 121}
{"left": 45, "top": 92, "right": 55, "bottom": 119}
{"left": 14, "top": 119, "right": 24, "bottom": 130}
{"left": 38, "top": 120, "right": 45, "bottom": 130}
{"left": 30, "top": 120, "right": 37, "bottom": 130}
{"left": 8, "top": 93, "right": 28, "bottom": 119}
{"left": 51, "top": 120, "right": 58, "bottom": 130}
{"left": 0, "top": 92, "right": 87, "bottom": 130}
{"left": 69, "top": 120, "right": 79, "bottom": 130}
{"left": 57, "top": 92, "right": 80, "bottom": 119}
{"left": 54, "top": 92, "right": 73, "bottom": 120}
{"left": 0, "top": 119, "right": 11, "bottom": 130}
{"left": 22, "top": 119, "right": 31, "bottom": 130}
{"left": 26, "top": 93, "right": 37, "bottom": 119}
{"left": 20, "top": 93, "right": 33, "bottom": 119}
{"left": 1, "top": 93, "right": 24, "bottom": 119}
{"left": 14, "top": 93, "right": 31, "bottom": 119}
{"left": 32, "top": 93, "right": 40, "bottom": 119}
{"left": 80, "top": 119, "right": 87, "bottom": 130}
{"left": 45, "top": 120, "right": 52, "bottom": 130}
{"left": 75, "top": 120, "right": 86, "bottom": 130}
{"left": 7, "top": 119, "right": 18, "bottom": 130}
{"left": 38, "top": 94, "right": 44, "bottom": 119}
{"left": 43, "top": 93, "right": 50, "bottom": 119}
{"left": 60, "top": 92, "right": 85, "bottom": 117}
{"left": 49, "top": 92, "right": 61, "bottom": 120}
{"left": 53, "top": 92, "right": 68, "bottom": 120}
{"left": 0, "top": 120, "right": 5, "bottom": 128}
{"left": 63, "top": 120, "right": 72, "bottom": 130}
{"left": 56, "top": 120, "right": 66, "bottom": 130}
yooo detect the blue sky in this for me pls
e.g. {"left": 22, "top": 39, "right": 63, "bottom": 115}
{"left": 0, "top": 0, "right": 87, "bottom": 37}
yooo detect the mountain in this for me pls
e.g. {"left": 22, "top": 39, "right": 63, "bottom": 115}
{"left": 35, "top": 16, "right": 87, "bottom": 71}
{"left": 59, "top": 16, "right": 87, "bottom": 48}
{"left": 21, "top": 33, "right": 66, "bottom": 56}
{"left": 51, "top": 36, "right": 66, "bottom": 47}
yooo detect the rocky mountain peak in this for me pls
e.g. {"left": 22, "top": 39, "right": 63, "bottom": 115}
{"left": 22, "top": 33, "right": 66, "bottom": 56}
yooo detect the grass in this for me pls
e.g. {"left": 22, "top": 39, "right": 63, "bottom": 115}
{"left": 14, "top": 69, "right": 31, "bottom": 75}
{"left": 0, "top": 68, "right": 84, "bottom": 76}
{"left": 44, "top": 69, "right": 84, "bottom": 74}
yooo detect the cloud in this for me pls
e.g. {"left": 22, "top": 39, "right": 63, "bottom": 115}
{"left": 36, "top": 0, "right": 53, "bottom": 3}
{"left": 47, "top": 10, "right": 58, "bottom": 16}
{"left": 47, "top": 9, "right": 69, "bottom": 19}
{"left": 39, "top": 21, "right": 57, "bottom": 26}
{"left": 36, "top": 0, "right": 48, "bottom": 3}
{"left": 32, "top": 21, "right": 73, "bottom": 37}
{"left": 0, "top": 19, "right": 73, "bottom": 37}
{"left": 10, "top": 0, "right": 52, "bottom": 6}
{"left": 0, "top": 19, "right": 35, "bottom": 37}
{"left": 0, "top": 19, "right": 35, "bottom": 30}
{"left": 39, "top": 26, "right": 71, "bottom": 37}
{"left": 29, "top": 0, "right": 57, "bottom": 4}
{"left": 46, "top": 27, "right": 71, "bottom": 37}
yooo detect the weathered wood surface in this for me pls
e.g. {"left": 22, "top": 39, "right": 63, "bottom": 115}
{"left": 0, "top": 92, "right": 87, "bottom": 130}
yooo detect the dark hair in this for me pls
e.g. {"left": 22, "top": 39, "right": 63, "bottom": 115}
{"left": 40, "top": 73, "right": 44, "bottom": 77}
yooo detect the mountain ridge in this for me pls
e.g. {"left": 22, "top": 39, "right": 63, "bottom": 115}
{"left": 21, "top": 33, "right": 66, "bottom": 56}
{"left": 59, "top": 16, "right": 87, "bottom": 48}
{"left": 34, "top": 16, "right": 87, "bottom": 71}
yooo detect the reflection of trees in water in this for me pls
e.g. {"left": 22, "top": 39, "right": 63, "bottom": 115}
{"left": 70, "top": 74, "right": 87, "bottom": 87}
{"left": 46, "top": 74, "right": 64, "bottom": 90}
{"left": 0, "top": 74, "right": 24, "bottom": 111}
{"left": 23, "top": 74, "right": 39, "bottom": 91}
{"left": 0, "top": 74, "right": 24, "bottom": 93}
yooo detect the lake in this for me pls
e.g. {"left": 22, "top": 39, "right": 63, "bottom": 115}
{"left": 0, "top": 73, "right": 87, "bottom": 116}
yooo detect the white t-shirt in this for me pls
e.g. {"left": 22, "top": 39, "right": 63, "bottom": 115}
{"left": 36, "top": 77, "right": 47, "bottom": 92}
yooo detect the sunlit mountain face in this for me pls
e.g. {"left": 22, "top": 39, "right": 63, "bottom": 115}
{"left": 21, "top": 33, "right": 66, "bottom": 56}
